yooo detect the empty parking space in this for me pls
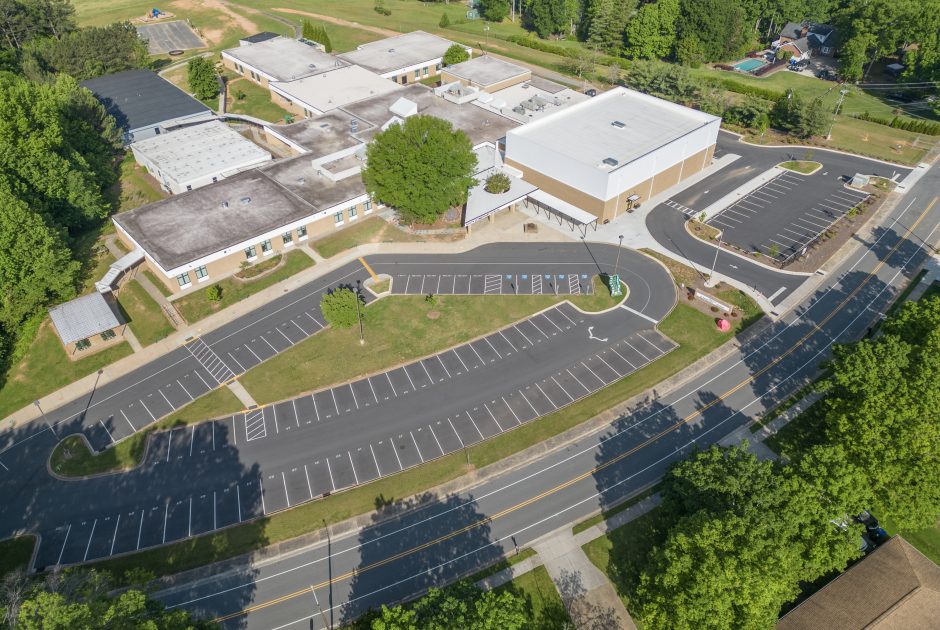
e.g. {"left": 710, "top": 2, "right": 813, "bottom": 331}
{"left": 708, "top": 170, "right": 870, "bottom": 264}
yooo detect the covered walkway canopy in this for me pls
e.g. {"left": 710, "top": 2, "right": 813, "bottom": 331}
{"left": 464, "top": 168, "right": 538, "bottom": 227}
{"left": 524, "top": 189, "right": 598, "bottom": 236}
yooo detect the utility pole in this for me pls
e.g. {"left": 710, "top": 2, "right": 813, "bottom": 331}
{"left": 827, "top": 88, "right": 849, "bottom": 140}
{"left": 34, "top": 400, "right": 56, "bottom": 438}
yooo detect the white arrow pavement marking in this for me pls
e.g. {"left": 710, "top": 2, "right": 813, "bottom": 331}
{"left": 728, "top": 264, "right": 738, "bottom": 269}
{"left": 587, "top": 326, "right": 608, "bottom": 342}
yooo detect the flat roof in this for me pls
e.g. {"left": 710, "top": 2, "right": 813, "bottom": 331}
{"left": 223, "top": 37, "right": 346, "bottom": 81}
{"left": 265, "top": 110, "right": 373, "bottom": 158}
{"left": 132, "top": 120, "right": 271, "bottom": 184}
{"left": 81, "top": 70, "right": 212, "bottom": 133}
{"left": 465, "top": 168, "right": 537, "bottom": 225}
{"left": 271, "top": 65, "right": 402, "bottom": 113}
{"left": 444, "top": 55, "right": 529, "bottom": 87}
{"left": 506, "top": 86, "right": 719, "bottom": 169}
{"left": 341, "top": 84, "right": 519, "bottom": 146}
{"left": 241, "top": 31, "right": 279, "bottom": 44}
{"left": 49, "top": 293, "right": 123, "bottom": 345}
{"left": 473, "top": 80, "right": 588, "bottom": 123}
{"left": 337, "top": 30, "right": 458, "bottom": 74}
{"left": 114, "top": 157, "right": 367, "bottom": 271}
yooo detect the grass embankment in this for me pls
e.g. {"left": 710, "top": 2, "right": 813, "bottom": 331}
{"left": 240, "top": 284, "right": 621, "bottom": 404}
{"left": 572, "top": 484, "right": 661, "bottom": 535}
{"left": 495, "top": 565, "right": 570, "bottom": 628}
{"left": 118, "top": 280, "right": 174, "bottom": 346}
{"left": 91, "top": 291, "right": 760, "bottom": 583}
{"left": 0, "top": 536, "right": 37, "bottom": 577}
{"left": 49, "top": 387, "right": 243, "bottom": 477}
{"left": 143, "top": 269, "right": 173, "bottom": 298}
{"left": 311, "top": 216, "right": 422, "bottom": 258}
{"left": 0, "top": 322, "right": 134, "bottom": 421}
{"left": 173, "top": 250, "right": 314, "bottom": 323}
{"left": 114, "top": 152, "right": 166, "bottom": 213}
{"left": 779, "top": 160, "right": 822, "bottom": 174}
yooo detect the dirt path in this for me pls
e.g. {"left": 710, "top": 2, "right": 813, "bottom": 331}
{"left": 172, "top": 0, "right": 259, "bottom": 45}
{"left": 272, "top": 7, "right": 399, "bottom": 37}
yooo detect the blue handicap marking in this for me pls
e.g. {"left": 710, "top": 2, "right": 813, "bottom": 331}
{"left": 505, "top": 275, "right": 513, "bottom": 280}
{"left": 581, "top": 274, "right": 588, "bottom": 279}
{"left": 544, "top": 274, "right": 552, "bottom": 279}
{"left": 521, "top": 274, "right": 528, "bottom": 280}
{"left": 557, "top": 274, "right": 565, "bottom": 279}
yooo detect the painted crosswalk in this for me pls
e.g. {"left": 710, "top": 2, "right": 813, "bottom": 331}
{"left": 185, "top": 337, "right": 236, "bottom": 384}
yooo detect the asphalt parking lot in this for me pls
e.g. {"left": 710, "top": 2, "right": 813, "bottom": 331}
{"left": 136, "top": 21, "right": 205, "bottom": 54}
{"left": 391, "top": 272, "right": 595, "bottom": 295}
{"left": 31, "top": 303, "right": 677, "bottom": 569}
{"left": 707, "top": 169, "right": 870, "bottom": 264}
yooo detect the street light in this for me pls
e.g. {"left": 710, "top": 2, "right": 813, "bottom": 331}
{"left": 354, "top": 283, "right": 364, "bottom": 345}
{"left": 34, "top": 400, "right": 56, "bottom": 438}
{"left": 708, "top": 231, "right": 723, "bottom": 285}
{"left": 610, "top": 235, "right": 624, "bottom": 297}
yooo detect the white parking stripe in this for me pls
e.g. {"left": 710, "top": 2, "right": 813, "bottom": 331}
{"left": 428, "top": 425, "right": 445, "bottom": 455}
{"left": 83, "top": 519, "right": 97, "bottom": 561}
{"left": 502, "top": 396, "right": 521, "bottom": 425}
{"left": 330, "top": 388, "right": 339, "bottom": 414}
{"left": 484, "top": 403, "right": 504, "bottom": 432}
{"left": 292, "top": 319, "right": 310, "bottom": 336}
{"left": 292, "top": 399, "right": 300, "bottom": 427}
{"left": 260, "top": 336, "right": 278, "bottom": 354}
{"left": 109, "top": 514, "right": 121, "bottom": 556}
{"left": 236, "top": 485, "right": 242, "bottom": 522}
{"left": 451, "top": 348, "right": 469, "bottom": 372}
{"left": 325, "top": 458, "right": 335, "bottom": 491}
{"left": 518, "top": 388, "right": 540, "bottom": 415}
{"left": 389, "top": 436, "right": 404, "bottom": 469}
{"left": 139, "top": 399, "right": 156, "bottom": 421}
{"left": 56, "top": 524, "right": 71, "bottom": 565}
{"left": 282, "top": 472, "right": 290, "bottom": 507}
{"left": 483, "top": 336, "right": 502, "bottom": 358}
{"left": 419, "top": 359, "right": 434, "bottom": 382}
{"left": 370, "top": 443, "right": 382, "bottom": 475}
{"left": 347, "top": 452, "right": 359, "bottom": 485}
{"left": 465, "top": 412, "right": 485, "bottom": 440}
{"left": 259, "top": 479, "right": 267, "bottom": 515}
{"left": 555, "top": 308, "right": 577, "bottom": 326}
{"left": 528, "top": 319, "right": 551, "bottom": 339}
{"left": 243, "top": 344, "right": 263, "bottom": 364}
{"left": 436, "top": 354, "right": 451, "bottom": 378}
{"left": 566, "top": 368, "right": 590, "bottom": 393}
{"left": 535, "top": 382, "right": 558, "bottom": 408}
{"left": 550, "top": 375, "right": 574, "bottom": 401}
{"left": 276, "top": 328, "right": 293, "bottom": 346}
{"left": 541, "top": 313, "right": 564, "bottom": 333}
{"left": 136, "top": 510, "right": 144, "bottom": 549}
{"left": 121, "top": 410, "right": 136, "bottom": 433}
{"left": 580, "top": 361, "right": 606, "bottom": 385}
{"left": 349, "top": 383, "right": 359, "bottom": 410}
{"left": 386, "top": 372, "right": 397, "bottom": 397}
{"left": 177, "top": 379, "right": 194, "bottom": 400}
{"left": 402, "top": 365, "right": 417, "bottom": 390}
{"left": 467, "top": 342, "right": 487, "bottom": 365}
{"left": 624, "top": 340, "right": 651, "bottom": 362}
{"left": 606, "top": 347, "right": 633, "bottom": 371}
{"left": 305, "top": 312, "right": 324, "bottom": 328}
{"left": 772, "top": 232, "right": 801, "bottom": 244}
{"left": 304, "top": 464, "right": 313, "bottom": 499}
{"left": 100, "top": 420, "right": 115, "bottom": 444}
{"left": 513, "top": 324, "right": 533, "bottom": 345}
{"left": 311, "top": 394, "right": 320, "bottom": 421}
{"left": 367, "top": 377, "right": 379, "bottom": 403}
{"left": 410, "top": 432, "right": 425, "bottom": 462}
{"left": 226, "top": 352, "right": 246, "bottom": 373}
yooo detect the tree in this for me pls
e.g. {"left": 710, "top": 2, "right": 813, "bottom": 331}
{"left": 797, "top": 97, "right": 829, "bottom": 138}
{"left": 584, "top": 0, "right": 635, "bottom": 55}
{"left": 302, "top": 19, "right": 333, "bottom": 52}
{"left": 371, "top": 580, "right": 527, "bottom": 630}
{"left": 814, "top": 296, "right": 940, "bottom": 530}
{"left": 20, "top": 21, "right": 148, "bottom": 81}
{"left": 484, "top": 172, "right": 511, "bottom": 193}
{"left": 673, "top": 33, "right": 704, "bottom": 67}
{"left": 636, "top": 445, "right": 862, "bottom": 629}
{"left": 438, "top": 12, "right": 450, "bottom": 28}
{"left": 676, "top": 0, "right": 748, "bottom": 63}
{"left": 623, "top": 0, "right": 679, "bottom": 60}
{"left": 320, "top": 286, "right": 364, "bottom": 328}
{"left": 479, "top": 0, "right": 509, "bottom": 22}
{"left": 0, "top": 0, "right": 75, "bottom": 51}
{"left": 442, "top": 43, "right": 468, "bottom": 65}
{"left": 527, "top": 0, "right": 577, "bottom": 39}
{"left": 187, "top": 56, "right": 218, "bottom": 101}
{"left": 362, "top": 115, "right": 476, "bottom": 224}
{"left": 624, "top": 59, "right": 701, "bottom": 104}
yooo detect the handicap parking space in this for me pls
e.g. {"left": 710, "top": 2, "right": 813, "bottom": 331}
{"left": 708, "top": 170, "right": 870, "bottom": 264}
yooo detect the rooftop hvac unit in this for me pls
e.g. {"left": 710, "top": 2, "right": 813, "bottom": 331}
{"left": 240, "top": 196, "right": 251, "bottom": 204}
{"left": 611, "top": 120, "right": 626, "bottom": 128}
{"left": 602, "top": 157, "right": 618, "bottom": 167}
{"left": 220, "top": 201, "right": 229, "bottom": 208}
{"left": 350, "top": 119, "right": 359, "bottom": 132}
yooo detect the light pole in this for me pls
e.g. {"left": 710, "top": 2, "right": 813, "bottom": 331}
{"left": 354, "top": 284, "right": 364, "bottom": 345}
{"left": 827, "top": 88, "right": 849, "bottom": 140}
{"left": 614, "top": 234, "right": 624, "bottom": 276}
{"left": 708, "top": 231, "right": 723, "bottom": 285}
{"left": 34, "top": 400, "right": 56, "bottom": 438}
{"left": 610, "top": 235, "right": 624, "bottom": 297}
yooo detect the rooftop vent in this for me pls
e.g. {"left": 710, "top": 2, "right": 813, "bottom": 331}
{"left": 388, "top": 48, "right": 395, "bottom": 53}
{"left": 602, "top": 157, "right": 619, "bottom": 167}
{"left": 611, "top": 121, "right": 626, "bottom": 128}
{"left": 298, "top": 177, "right": 305, "bottom": 185}
{"left": 319, "top": 123, "right": 330, "bottom": 129}
{"left": 350, "top": 119, "right": 359, "bottom": 132}
{"left": 240, "top": 196, "right": 251, "bottom": 205}
{"left": 308, "top": 63, "right": 317, "bottom": 69}
{"left": 220, "top": 201, "right": 229, "bottom": 208}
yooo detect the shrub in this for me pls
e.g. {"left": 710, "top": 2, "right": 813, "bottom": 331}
{"left": 850, "top": 111, "right": 940, "bottom": 136}
{"left": 443, "top": 43, "right": 469, "bottom": 66}
{"left": 373, "top": 1, "right": 392, "bottom": 15}
{"left": 320, "top": 287, "right": 363, "bottom": 328}
{"left": 206, "top": 285, "right": 222, "bottom": 302}
{"left": 75, "top": 338, "right": 91, "bottom": 351}
{"left": 100, "top": 329, "right": 116, "bottom": 341}
{"left": 484, "top": 172, "right": 511, "bottom": 194}
{"left": 439, "top": 13, "right": 450, "bottom": 28}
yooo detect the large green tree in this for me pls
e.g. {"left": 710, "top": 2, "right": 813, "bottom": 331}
{"left": 816, "top": 296, "right": 940, "bottom": 530}
{"left": 636, "top": 446, "right": 861, "bottom": 629}
{"left": 622, "top": 0, "right": 679, "bottom": 60}
{"left": 583, "top": 0, "right": 635, "bottom": 55}
{"left": 0, "top": 0, "right": 74, "bottom": 50}
{"left": 526, "top": 0, "right": 577, "bottom": 39}
{"left": 479, "top": 0, "right": 510, "bottom": 23}
{"left": 370, "top": 580, "right": 527, "bottom": 630}
{"left": 676, "top": 0, "right": 749, "bottom": 62}
{"left": 362, "top": 115, "right": 476, "bottom": 224}
{"left": 832, "top": 0, "right": 929, "bottom": 81}
{"left": 20, "top": 20, "right": 148, "bottom": 81}
{"left": 187, "top": 56, "right": 218, "bottom": 101}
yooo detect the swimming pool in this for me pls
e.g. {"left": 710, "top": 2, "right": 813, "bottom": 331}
{"left": 733, "top": 58, "right": 768, "bottom": 73}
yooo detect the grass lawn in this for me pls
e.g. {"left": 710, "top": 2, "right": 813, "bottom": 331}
{"left": 582, "top": 507, "right": 668, "bottom": 617}
{"left": 826, "top": 115, "right": 931, "bottom": 165}
{"left": 143, "top": 269, "right": 173, "bottom": 298}
{"left": 572, "top": 484, "right": 661, "bottom": 535}
{"left": 294, "top": 19, "right": 381, "bottom": 53}
{"left": 117, "top": 280, "right": 175, "bottom": 347}
{"left": 311, "top": 216, "right": 422, "bottom": 258}
{"left": 779, "top": 160, "right": 822, "bottom": 174}
{"left": 50, "top": 386, "right": 243, "bottom": 477}
{"left": 113, "top": 152, "right": 166, "bottom": 213}
{"left": 239, "top": 288, "right": 622, "bottom": 405}
{"left": 173, "top": 250, "right": 314, "bottom": 323}
{"left": 881, "top": 516, "right": 940, "bottom": 566}
{"left": 80, "top": 244, "right": 116, "bottom": 295}
{"left": 0, "top": 321, "right": 133, "bottom": 421}
{"left": 496, "top": 565, "right": 570, "bottom": 628}
{"left": 91, "top": 291, "right": 762, "bottom": 584}
{"left": 0, "top": 535, "right": 36, "bottom": 578}
{"left": 226, "top": 76, "right": 291, "bottom": 123}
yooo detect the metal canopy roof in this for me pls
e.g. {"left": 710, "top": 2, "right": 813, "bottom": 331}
{"left": 48, "top": 293, "right": 123, "bottom": 345}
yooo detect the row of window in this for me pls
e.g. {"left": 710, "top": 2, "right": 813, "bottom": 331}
{"left": 396, "top": 64, "right": 440, "bottom": 84}
{"left": 175, "top": 204, "right": 371, "bottom": 289}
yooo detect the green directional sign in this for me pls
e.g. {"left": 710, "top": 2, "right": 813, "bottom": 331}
{"left": 609, "top": 274, "right": 622, "bottom": 297}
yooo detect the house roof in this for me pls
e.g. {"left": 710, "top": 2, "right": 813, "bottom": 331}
{"left": 130, "top": 120, "right": 272, "bottom": 185}
{"left": 778, "top": 22, "right": 805, "bottom": 40}
{"left": 784, "top": 37, "right": 811, "bottom": 54}
{"left": 222, "top": 37, "right": 346, "bottom": 82}
{"left": 49, "top": 293, "right": 123, "bottom": 345}
{"left": 81, "top": 70, "right": 212, "bottom": 133}
{"left": 240, "top": 31, "right": 279, "bottom": 44}
{"left": 443, "top": 55, "right": 530, "bottom": 88}
{"left": 777, "top": 537, "right": 940, "bottom": 630}
{"left": 337, "top": 31, "right": 459, "bottom": 75}
{"left": 270, "top": 65, "right": 402, "bottom": 114}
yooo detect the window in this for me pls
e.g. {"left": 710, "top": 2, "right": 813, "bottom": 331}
{"left": 435, "top": 62, "right": 442, "bottom": 72}
{"left": 423, "top": 66, "right": 429, "bottom": 77}
{"left": 282, "top": 231, "right": 293, "bottom": 246}
{"left": 364, "top": 199, "right": 372, "bottom": 214}
{"left": 334, "top": 211, "right": 344, "bottom": 225}
{"left": 211, "top": 177, "right": 218, "bottom": 183}
{"left": 186, "top": 185, "right": 192, "bottom": 191}
{"left": 245, "top": 245, "right": 257, "bottom": 260}
{"left": 261, "top": 239, "right": 273, "bottom": 254}
{"left": 194, "top": 265, "right": 209, "bottom": 281}
{"left": 177, "top": 272, "right": 191, "bottom": 288}
{"left": 401, "top": 74, "right": 408, "bottom": 84}
{"left": 297, "top": 225, "right": 307, "bottom": 239}
{"left": 348, "top": 205, "right": 357, "bottom": 219}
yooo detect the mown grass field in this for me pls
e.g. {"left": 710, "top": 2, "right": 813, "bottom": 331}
{"left": 117, "top": 280, "right": 175, "bottom": 346}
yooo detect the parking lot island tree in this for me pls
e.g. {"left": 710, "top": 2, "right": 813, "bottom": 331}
{"left": 362, "top": 115, "right": 476, "bottom": 224}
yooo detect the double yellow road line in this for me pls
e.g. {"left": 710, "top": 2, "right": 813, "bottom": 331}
{"left": 214, "top": 197, "right": 937, "bottom": 624}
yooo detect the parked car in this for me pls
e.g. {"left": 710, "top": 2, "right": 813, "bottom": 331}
{"left": 584, "top": 88, "right": 597, "bottom": 97}
{"left": 856, "top": 510, "right": 890, "bottom": 544}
